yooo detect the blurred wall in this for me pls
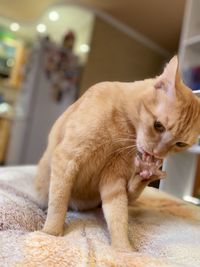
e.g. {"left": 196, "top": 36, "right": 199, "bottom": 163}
{"left": 79, "top": 16, "right": 166, "bottom": 95}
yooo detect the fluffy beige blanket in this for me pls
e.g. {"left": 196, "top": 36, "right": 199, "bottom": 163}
{"left": 0, "top": 166, "right": 200, "bottom": 267}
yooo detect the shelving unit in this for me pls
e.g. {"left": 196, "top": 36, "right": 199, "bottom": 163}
{"left": 187, "top": 89, "right": 200, "bottom": 154}
{"left": 161, "top": 0, "right": 200, "bottom": 201}
{"left": 193, "top": 89, "right": 200, "bottom": 96}
{"left": 184, "top": 35, "right": 200, "bottom": 48}
{"left": 179, "top": 0, "right": 200, "bottom": 69}
{"left": 188, "top": 144, "right": 200, "bottom": 154}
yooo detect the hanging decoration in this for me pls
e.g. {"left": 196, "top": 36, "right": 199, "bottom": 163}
{"left": 43, "top": 31, "right": 80, "bottom": 102}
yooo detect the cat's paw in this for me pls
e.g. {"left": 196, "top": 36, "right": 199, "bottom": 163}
{"left": 112, "top": 242, "right": 134, "bottom": 253}
{"left": 41, "top": 226, "right": 64, "bottom": 236}
{"left": 135, "top": 154, "right": 166, "bottom": 181}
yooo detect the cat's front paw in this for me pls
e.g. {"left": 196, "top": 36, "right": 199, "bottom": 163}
{"left": 135, "top": 154, "right": 166, "bottom": 182}
{"left": 41, "top": 226, "right": 64, "bottom": 236}
{"left": 112, "top": 242, "right": 134, "bottom": 253}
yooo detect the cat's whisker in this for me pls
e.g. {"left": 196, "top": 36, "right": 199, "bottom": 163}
{"left": 112, "top": 138, "right": 136, "bottom": 144}
{"left": 117, "top": 132, "right": 136, "bottom": 137}
{"left": 126, "top": 147, "right": 137, "bottom": 157}
{"left": 123, "top": 134, "right": 136, "bottom": 139}
{"left": 113, "top": 135, "right": 137, "bottom": 142}
{"left": 112, "top": 144, "right": 138, "bottom": 157}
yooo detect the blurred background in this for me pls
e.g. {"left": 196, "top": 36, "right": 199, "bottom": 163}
{"left": 0, "top": 0, "right": 199, "bottom": 203}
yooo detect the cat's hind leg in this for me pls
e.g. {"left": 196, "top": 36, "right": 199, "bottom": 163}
{"left": 42, "top": 146, "right": 78, "bottom": 236}
{"left": 35, "top": 149, "right": 51, "bottom": 209}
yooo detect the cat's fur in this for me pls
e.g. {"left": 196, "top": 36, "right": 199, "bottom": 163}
{"left": 35, "top": 56, "right": 200, "bottom": 250}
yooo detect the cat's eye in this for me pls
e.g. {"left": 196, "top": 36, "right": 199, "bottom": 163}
{"left": 154, "top": 121, "right": 165, "bottom": 133}
{"left": 176, "top": 142, "right": 188, "bottom": 148}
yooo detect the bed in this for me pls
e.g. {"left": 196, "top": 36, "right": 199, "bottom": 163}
{"left": 0, "top": 166, "right": 200, "bottom": 267}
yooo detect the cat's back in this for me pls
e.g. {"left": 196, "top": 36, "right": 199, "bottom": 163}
{"left": 48, "top": 82, "right": 125, "bottom": 146}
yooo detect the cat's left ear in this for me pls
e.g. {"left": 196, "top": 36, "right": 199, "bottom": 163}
{"left": 155, "top": 55, "right": 181, "bottom": 99}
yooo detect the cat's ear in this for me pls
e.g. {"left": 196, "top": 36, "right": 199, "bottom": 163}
{"left": 155, "top": 55, "right": 181, "bottom": 99}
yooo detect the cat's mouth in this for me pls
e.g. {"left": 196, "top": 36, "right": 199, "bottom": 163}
{"left": 136, "top": 148, "right": 162, "bottom": 161}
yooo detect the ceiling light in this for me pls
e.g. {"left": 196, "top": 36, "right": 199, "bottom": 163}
{"left": 80, "top": 44, "right": 90, "bottom": 53}
{"left": 10, "top": 23, "right": 20, "bottom": 32}
{"left": 36, "top": 24, "right": 46, "bottom": 33}
{"left": 6, "top": 58, "right": 15, "bottom": 67}
{"left": 49, "top": 11, "right": 59, "bottom": 21}
{"left": 0, "top": 103, "right": 11, "bottom": 114}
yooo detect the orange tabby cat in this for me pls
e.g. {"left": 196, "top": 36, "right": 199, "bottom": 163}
{"left": 35, "top": 56, "right": 200, "bottom": 251}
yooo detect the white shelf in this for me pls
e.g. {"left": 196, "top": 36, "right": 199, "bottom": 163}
{"left": 187, "top": 144, "right": 200, "bottom": 154}
{"left": 184, "top": 35, "right": 200, "bottom": 46}
{"left": 193, "top": 90, "right": 200, "bottom": 97}
{"left": 183, "top": 195, "right": 200, "bottom": 205}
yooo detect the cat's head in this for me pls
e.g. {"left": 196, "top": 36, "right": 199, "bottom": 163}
{"left": 136, "top": 56, "right": 200, "bottom": 159}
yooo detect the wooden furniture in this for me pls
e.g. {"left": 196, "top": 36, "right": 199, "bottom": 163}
{"left": 193, "top": 156, "right": 200, "bottom": 197}
{"left": 0, "top": 117, "right": 11, "bottom": 164}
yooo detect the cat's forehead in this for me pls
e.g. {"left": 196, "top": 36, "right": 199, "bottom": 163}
{"left": 155, "top": 107, "right": 178, "bottom": 127}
